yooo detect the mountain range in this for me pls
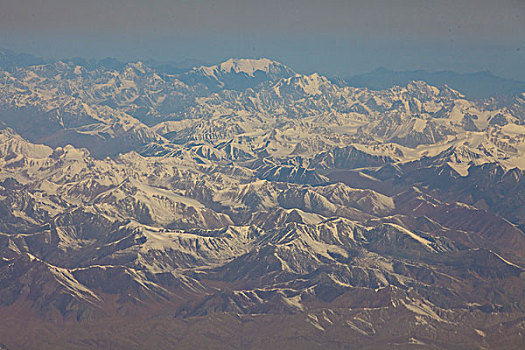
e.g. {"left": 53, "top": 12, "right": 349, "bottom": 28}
{"left": 0, "top": 50, "right": 524, "bottom": 349}
{"left": 346, "top": 67, "right": 525, "bottom": 99}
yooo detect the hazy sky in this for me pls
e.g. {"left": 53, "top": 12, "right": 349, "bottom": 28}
{"left": 1, "top": 0, "right": 524, "bottom": 79}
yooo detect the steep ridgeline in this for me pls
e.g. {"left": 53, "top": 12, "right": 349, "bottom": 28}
{"left": 0, "top": 55, "right": 524, "bottom": 349}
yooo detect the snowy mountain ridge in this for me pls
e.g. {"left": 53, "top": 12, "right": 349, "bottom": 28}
{"left": 0, "top": 52, "right": 524, "bottom": 349}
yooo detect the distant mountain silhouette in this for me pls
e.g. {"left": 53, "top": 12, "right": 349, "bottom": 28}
{"left": 0, "top": 47, "right": 46, "bottom": 70}
{"left": 346, "top": 67, "right": 525, "bottom": 99}
{"left": 0, "top": 48, "right": 208, "bottom": 75}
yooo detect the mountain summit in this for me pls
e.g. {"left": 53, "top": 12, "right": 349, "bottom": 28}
{"left": 202, "top": 58, "right": 292, "bottom": 77}
{"left": 182, "top": 58, "right": 296, "bottom": 90}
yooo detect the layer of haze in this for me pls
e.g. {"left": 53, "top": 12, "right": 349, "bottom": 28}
{"left": 1, "top": 0, "right": 524, "bottom": 79}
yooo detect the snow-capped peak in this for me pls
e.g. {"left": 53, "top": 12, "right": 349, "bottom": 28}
{"left": 197, "top": 58, "right": 292, "bottom": 78}
{"left": 218, "top": 58, "right": 278, "bottom": 76}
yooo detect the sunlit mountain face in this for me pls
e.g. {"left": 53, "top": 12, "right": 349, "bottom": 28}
{"left": 0, "top": 51, "right": 524, "bottom": 349}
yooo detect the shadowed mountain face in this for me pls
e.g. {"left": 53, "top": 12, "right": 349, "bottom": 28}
{"left": 0, "top": 53, "right": 524, "bottom": 349}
